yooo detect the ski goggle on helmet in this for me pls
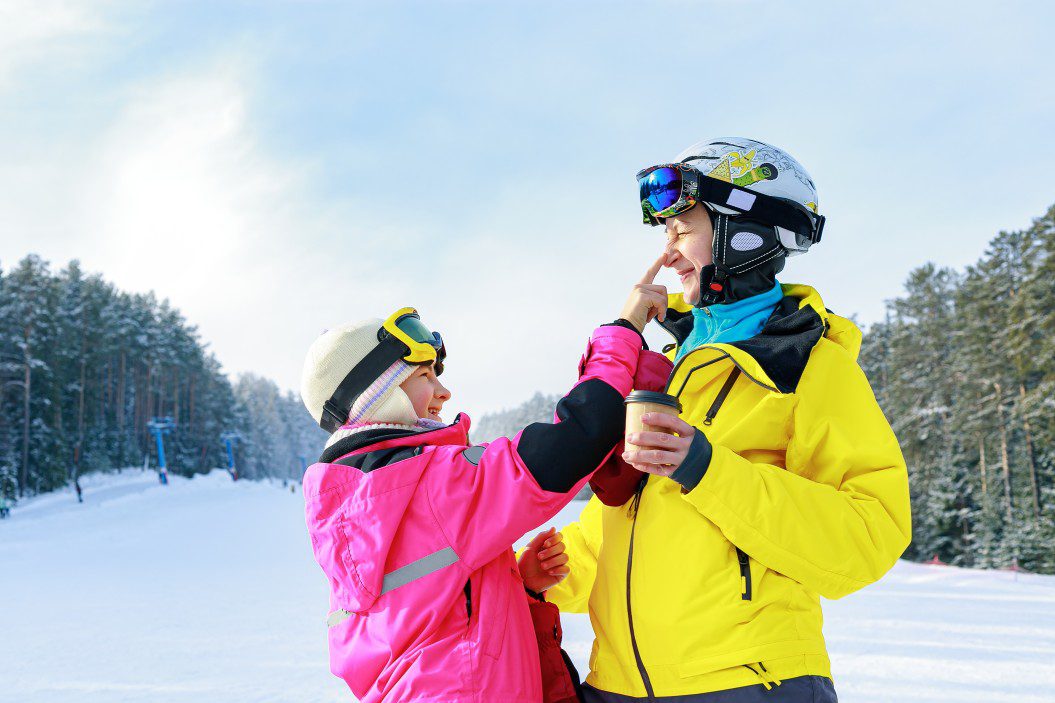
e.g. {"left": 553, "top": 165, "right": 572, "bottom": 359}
{"left": 637, "top": 162, "right": 825, "bottom": 246}
{"left": 320, "top": 307, "right": 445, "bottom": 433}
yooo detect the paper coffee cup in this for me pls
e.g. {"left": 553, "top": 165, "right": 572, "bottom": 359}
{"left": 624, "top": 391, "right": 682, "bottom": 452}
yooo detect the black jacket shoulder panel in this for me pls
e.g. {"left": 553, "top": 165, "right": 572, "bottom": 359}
{"left": 728, "top": 296, "right": 825, "bottom": 394}
{"left": 318, "top": 428, "right": 423, "bottom": 464}
{"left": 332, "top": 445, "right": 423, "bottom": 473}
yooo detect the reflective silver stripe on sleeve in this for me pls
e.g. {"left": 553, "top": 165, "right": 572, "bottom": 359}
{"left": 381, "top": 547, "right": 459, "bottom": 595}
{"left": 326, "top": 548, "right": 460, "bottom": 627}
{"left": 326, "top": 609, "right": 351, "bottom": 628}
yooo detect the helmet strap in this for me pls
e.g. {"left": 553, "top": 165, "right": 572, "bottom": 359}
{"left": 321, "top": 334, "right": 408, "bottom": 433}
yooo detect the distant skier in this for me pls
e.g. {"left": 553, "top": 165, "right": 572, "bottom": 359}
{"left": 299, "top": 304, "right": 660, "bottom": 703}
{"left": 0, "top": 495, "right": 10, "bottom": 519}
{"left": 75, "top": 479, "right": 83, "bottom": 503}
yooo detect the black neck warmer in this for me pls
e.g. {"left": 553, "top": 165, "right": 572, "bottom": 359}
{"left": 695, "top": 256, "right": 786, "bottom": 307}
{"left": 694, "top": 212, "right": 788, "bottom": 308}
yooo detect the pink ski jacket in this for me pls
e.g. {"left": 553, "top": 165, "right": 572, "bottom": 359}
{"left": 303, "top": 324, "right": 643, "bottom": 703}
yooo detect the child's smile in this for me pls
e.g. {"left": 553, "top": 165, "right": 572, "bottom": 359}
{"left": 400, "top": 362, "right": 451, "bottom": 422}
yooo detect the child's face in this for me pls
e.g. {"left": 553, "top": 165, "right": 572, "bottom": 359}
{"left": 400, "top": 362, "right": 451, "bottom": 422}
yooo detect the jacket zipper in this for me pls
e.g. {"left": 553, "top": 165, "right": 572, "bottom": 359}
{"left": 626, "top": 477, "right": 655, "bottom": 699}
{"left": 736, "top": 548, "right": 753, "bottom": 601}
{"left": 695, "top": 365, "right": 751, "bottom": 601}
{"left": 703, "top": 367, "right": 741, "bottom": 426}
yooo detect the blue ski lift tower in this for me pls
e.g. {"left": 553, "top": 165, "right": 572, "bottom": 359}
{"left": 148, "top": 416, "right": 176, "bottom": 485}
{"left": 220, "top": 431, "right": 241, "bottom": 481}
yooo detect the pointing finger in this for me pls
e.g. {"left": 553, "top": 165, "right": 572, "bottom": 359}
{"left": 639, "top": 255, "right": 666, "bottom": 285}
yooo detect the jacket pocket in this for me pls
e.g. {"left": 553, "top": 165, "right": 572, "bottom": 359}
{"left": 480, "top": 562, "right": 513, "bottom": 660}
{"left": 736, "top": 547, "right": 753, "bottom": 601}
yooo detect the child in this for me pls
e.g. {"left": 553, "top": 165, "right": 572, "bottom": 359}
{"left": 299, "top": 300, "right": 660, "bottom": 703}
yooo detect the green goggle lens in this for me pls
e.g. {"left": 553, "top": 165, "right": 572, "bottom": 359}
{"left": 395, "top": 314, "right": 442, "bottom": 348}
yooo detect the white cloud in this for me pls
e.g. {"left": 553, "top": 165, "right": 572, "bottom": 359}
{"left": 86, "top": 62, "right": 290, "bottom": 306}
{"left": 3, "top": 1, "right": 1054, "bottom": 427}
{"left": 0, "top": 0, "right": 111, "bottom": 87}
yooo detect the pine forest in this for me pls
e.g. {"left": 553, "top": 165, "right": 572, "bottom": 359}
{"left": 0, "top": 256, "right": 323, "bottom": 499}
{"left": 3, "top": 204, "right": 1054, "bottom": 573}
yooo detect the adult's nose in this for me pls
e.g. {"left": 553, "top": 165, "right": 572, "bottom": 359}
{"left": 660, "top": 244, "right": 678, "bottom": 266}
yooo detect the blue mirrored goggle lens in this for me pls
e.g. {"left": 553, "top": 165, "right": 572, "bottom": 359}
{"left": 639, "top": 167, "right": 683, "bottom": 214}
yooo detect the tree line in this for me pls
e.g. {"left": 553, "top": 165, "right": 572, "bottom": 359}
{"left": 0, "top": 255, "right": 323, "bottom": 501}
{"left": 475, "top": 204, "right": 1055, "bottom": 574}
{"left": 859, "top": 203, "right": 1055, "bottom": 574}
{"left": 7, "top": 197, "right": 1055, "bottom": 575}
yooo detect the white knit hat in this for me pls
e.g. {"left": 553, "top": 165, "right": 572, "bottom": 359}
{"left": 300, "top": 319, "right": 420, "bottom": 431}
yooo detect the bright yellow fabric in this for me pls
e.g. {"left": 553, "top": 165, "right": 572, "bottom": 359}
{"left": 548, "top": 284, "right": 911, "bottom": 697}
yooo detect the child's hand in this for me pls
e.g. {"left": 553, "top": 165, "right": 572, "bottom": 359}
{"left": 518, "top": 527, "right": 569, "bottom": 593}
{"left": 619, "top": 256, "right": 668, "bottom": 331}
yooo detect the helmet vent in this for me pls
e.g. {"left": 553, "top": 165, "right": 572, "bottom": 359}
{"left": 730, "top": 232, "right": 765, "bottom": 251}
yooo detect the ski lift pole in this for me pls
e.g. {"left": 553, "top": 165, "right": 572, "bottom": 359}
{"left": 148, "top": 417, "right": 176, "bottom": 485}
{"left": 220, "top": 431, "right": 241, "bottom": 481}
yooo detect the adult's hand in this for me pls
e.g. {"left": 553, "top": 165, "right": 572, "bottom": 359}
{"left": 622, "top": 412, "right": 697, "bottom": 476}
{"left": 518, "top": 527, "right": 569, "bottom": 593}
{"left": 619, "top": 256, "right": 668, "bottom": 332}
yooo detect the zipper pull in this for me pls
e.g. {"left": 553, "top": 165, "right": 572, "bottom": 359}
{"left": 736, "top": 547, "right": 752, "bottom": 601}
{"left": 628, "top": 475, "right": 647, "bottom": 519}
{"left": 758, "top": 662, "right": 782, "bottom": 687}
{"left": 743, "top": 664, "right": 772, "bottom": 691}
{"left": 703, "top": 367, "right": 741, "bottom": 426}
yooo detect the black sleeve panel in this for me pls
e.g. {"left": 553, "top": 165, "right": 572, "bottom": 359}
{"left": 517, "top": 378, "right": 626, "bottom": 493}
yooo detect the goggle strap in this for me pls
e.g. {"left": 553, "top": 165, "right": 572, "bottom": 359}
{"left": 640, "top": 164, "right": 823, "bottom": 241}
{"left": 694, "top": 176, "right": 818, "bottom": 238}
{"left": 320, "top": 334, "right": 407, "bottom": 433}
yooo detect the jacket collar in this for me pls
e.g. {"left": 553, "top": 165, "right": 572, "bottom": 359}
{"left": 318, "top": 413, "right": 472, "bottom": 464}
{"left": 663, "top": 284, "right": 862, "bottom": 394}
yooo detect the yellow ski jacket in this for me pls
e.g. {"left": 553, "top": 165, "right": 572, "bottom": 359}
{"left": 547, "top": 284, "right": 911, "bottom": 697}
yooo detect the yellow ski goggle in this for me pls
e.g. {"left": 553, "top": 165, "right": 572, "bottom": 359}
{"left": 319, "top": 307, "right": 445, "bottom": 433}
{"left": 379, "top": 307, "right": 445, "bottom": 365}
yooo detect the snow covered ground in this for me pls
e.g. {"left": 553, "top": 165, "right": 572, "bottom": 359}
{"left": 2, "top": 470, "right": 1054, "bottom": 702}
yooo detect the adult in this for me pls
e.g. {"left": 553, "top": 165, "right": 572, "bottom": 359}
{"left": 538, "top": 137, "right": 912, "bottom": 702}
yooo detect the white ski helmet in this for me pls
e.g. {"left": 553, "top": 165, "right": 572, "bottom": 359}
{"left": 674, "top": 137, "right": 821, "bottom": 256}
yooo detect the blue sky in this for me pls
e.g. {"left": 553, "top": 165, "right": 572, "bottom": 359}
{"left": 2, "top": 1, "right": 1053, "bottom": 416}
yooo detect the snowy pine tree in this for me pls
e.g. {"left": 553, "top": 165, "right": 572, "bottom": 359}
{"left": 0, "top": 255, "right": 320, "bottom": 501}
{"left": 861, "top": 202, "right": 1055, "bottom": 573}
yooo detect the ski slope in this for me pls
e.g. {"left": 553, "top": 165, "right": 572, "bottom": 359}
{"left": 2, "top": 470, "right": 1053, "bottom": 702}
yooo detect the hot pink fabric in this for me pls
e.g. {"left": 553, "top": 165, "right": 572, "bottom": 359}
{"left": 635, "top": 349, "right": 674, "bottom": 392}
{"left": 589, "top": 349, "right": 673, "bottom": 507}
{"left": 303, "top": 326, "right": 641, "bottom": 703}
